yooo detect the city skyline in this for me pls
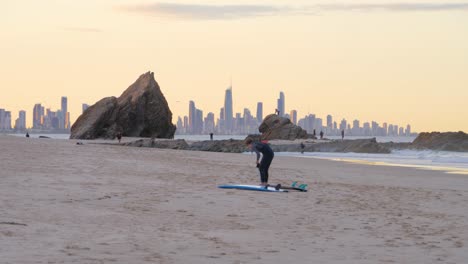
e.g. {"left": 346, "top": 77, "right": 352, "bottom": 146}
{"left": 176, "top": 89, "right": 414, "bottom": 136}
{"left": 1, "top": 1, "right": 467, "bottom": 132}
{"left": 0, "top": 90, "right": 415, "bottom": 137}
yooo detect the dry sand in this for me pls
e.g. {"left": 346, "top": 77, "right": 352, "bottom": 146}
{"left": 1, "top": 134, "right": 467, "bottom": 264}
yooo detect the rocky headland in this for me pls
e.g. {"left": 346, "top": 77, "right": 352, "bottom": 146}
{"left": 120, "top": 131, "right": 468, "bottom": 153}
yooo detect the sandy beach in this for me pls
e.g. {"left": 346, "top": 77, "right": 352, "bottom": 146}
{"left": 1, "top": 134, "right": 467, "bottom": 264}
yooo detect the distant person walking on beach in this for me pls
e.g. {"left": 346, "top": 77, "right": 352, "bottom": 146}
{"left": 341, "top": 130, "right": 345, "bottom": 140}
{"left": 210, "top": 133, "right": 213, "bottom": 140}
{"left": 320, "top": 131, "right": 324, "bottom": 139}
{"left": 245, "top": 137, "right": 275, "bottom": 186}
{"left": 116, "top": 132, "right": 122, "bottom": 143}
{"left": 26, "top": 132, "right": 29, "bottom": 138}
{"left": 300, "top": 142, "right": 305, "bottom": 154}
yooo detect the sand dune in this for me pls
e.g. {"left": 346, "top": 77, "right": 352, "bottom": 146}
{"left": 1, "top": 135, "right": 467, "bottom": 264}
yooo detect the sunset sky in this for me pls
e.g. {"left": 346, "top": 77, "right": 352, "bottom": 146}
{"left": 1, "top": 0, "right": 467, "bottom": 132}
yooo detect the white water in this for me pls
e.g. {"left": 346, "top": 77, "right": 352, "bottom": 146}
{"left": 275, "top": 150, "right": 468, "bottom": 175}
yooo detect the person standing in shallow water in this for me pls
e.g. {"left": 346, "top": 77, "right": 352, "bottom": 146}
{"left": 245, "top": 137, "right": 274, "bottom": 186}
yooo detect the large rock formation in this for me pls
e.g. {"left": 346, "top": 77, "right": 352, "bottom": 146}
{"left": 258, "top": 114, "right": 308, "bottom": 140}
{"left": 124, "top": 139, "right": 188, "bottom": 149}
{"left": 411, "top": 131, "right": 468, "bottom": 152}
{"left": 269, "top": 138, "right": 391, "bottom": 153}
{"left": 70, "top": 72, "right": 176, "bottom": 139}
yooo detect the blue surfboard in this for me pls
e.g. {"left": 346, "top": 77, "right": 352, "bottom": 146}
{"left": 218, "top": 184, "right": 288, "bottom": 192}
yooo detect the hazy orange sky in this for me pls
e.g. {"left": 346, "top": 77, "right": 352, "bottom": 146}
{"left": 1, "top": 0, "right": 467, "bottom": 132}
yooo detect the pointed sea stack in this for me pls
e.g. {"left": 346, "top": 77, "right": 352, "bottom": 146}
{"left": 70, "top": 72, "right": 176, "bottom": 139}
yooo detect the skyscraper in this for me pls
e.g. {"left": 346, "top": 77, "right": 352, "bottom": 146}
{"left": 224, "top": 87, "right": 233, "bottom": 132}
{"left": 33, "top": 103, "right": 44, "bottom": 129}
{"left": 327, "top": 115, "right": 333, "bottom": 130}
{"left": 189, "top": 101, "right": 196, "bottom": 134}
{"left": 256, "top": 102, "right": 263, "bottom": 123}
{"left": 61, "top": 96, "right": 70, "bottom": 129}
{"left": 15, "top": 110, "right": 26, "bottom": 130}
{"left": 82, "top": 103, "right": 89, "bottom": 113}
{"left": 277, "top": 92, "right": 285, "bottom": 117}
{"left": 290, "top": 110, "right": 297, "bottom": 125}
{"left": 0, "top": 109, "right": 4, "bottom": 130}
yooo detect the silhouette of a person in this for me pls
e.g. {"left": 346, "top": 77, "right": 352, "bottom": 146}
{"left": 341, "top": 130, "right": 344, "bottom": 140}
{"left": 116, "top": 132, "right": 122, "bottom": 143}
{"left": 320, "top": 131, "right": 324, "bottom": 139}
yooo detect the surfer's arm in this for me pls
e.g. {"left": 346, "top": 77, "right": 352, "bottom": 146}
{"left": 252, "top": 147, "right": 261, "bottom": 163}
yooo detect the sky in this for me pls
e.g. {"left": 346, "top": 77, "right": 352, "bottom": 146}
{"left": 1, "top": 0, "right": 467, "bottom": 132}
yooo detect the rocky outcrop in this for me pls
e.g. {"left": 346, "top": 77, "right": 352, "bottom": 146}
{"left": 410, "top": 131, "right": 468, "bottom": 152}
{"left": 270, "top": 138, "right": 391, "bottom": 153}
{"left": 70, "top": 72, "right": 176, "bottom": 139}
{"left": 258, "top": 114, "right": 308, "bottom": 140}
{"left": 118, "top": 137, "right": 390, "bottom": 153}
{"left": 124, "top": 139, "right": 188, "bottom": 149}
{"left": 188, "top": 139, "right": 246, "bottom": 153}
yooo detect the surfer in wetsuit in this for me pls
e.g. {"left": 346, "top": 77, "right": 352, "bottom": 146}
{"left": 245, "top": 137, "right": 274, "bottom": 186}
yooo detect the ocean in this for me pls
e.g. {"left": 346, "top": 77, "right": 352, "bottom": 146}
{"left": 8, "top": 133, "right": 466, "bottom": 174}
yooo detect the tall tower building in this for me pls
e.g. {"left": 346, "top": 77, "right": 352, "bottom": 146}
{"left": 61, "top": 96, "right": 69, "bottom": 129}
{"left": 327, "top": 115, "right": 333, "bottom": 129}
{"left": 33, "top": 104, "right": 44, "bottom": 129}
{"left": 277, "top": 92, "right": 285, "bottom": 117}
{"left": 290, "top": 110, "right": 297, "bottom": 125}
{"left": 189, "top": 101, "right": 196, "bottom": 134}
{"left": 82, "top": 103, "right": 89, "bottom": 113}
{"left": 16, "top": 110, "right": 26, "bottom": 130}
{"left": 256, "top": 102, "right": 263, "bottom": 123}
{"left": 4, "top": 111, "right": 11, "bottom": 130}
{"left": 224, "top": 87, "right": 233, "bottom": 132}
{"left": 0, "top": 109, "right": 4, "bottom": 130}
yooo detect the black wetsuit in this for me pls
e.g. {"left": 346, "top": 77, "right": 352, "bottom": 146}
{"left": 252, "top": 142, "right": 274, "bottom": 183}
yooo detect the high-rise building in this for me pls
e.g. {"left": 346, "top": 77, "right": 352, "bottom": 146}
{"left": 277, "top": 92, "right": 285, "bottom": 117}
{"left": 352, "top": 119, "right": 360, "bottom": 136}
{"left": 0, "top": 109, "right": 4, "bottom": 130}
{"left": 256, "top": 102, "right": 263, "bottom": 123}
{"left": 15, "top": 110, "right": 26, "bottom": 130}
{"left": 0, "top": 110, "right": 12, "bottom": 130}
{"left": 339, "top": 119, "right": 347, "bottom": 132}
{"left": 290, "top": 110, "right": 297, "bottom": 125}
{"left": 61, "top": 96, "right": 70, "bottom": 129}
{"left": 204, "top": 112, "right": 215, "bottom": 133}
{"left": 406, "top": 124, "right": 411, "bottom": 136}
{"left": 33, "top": 104, "right": 44, "bottom": 129}
{"left": 327, "top": 115, "right": 333, "bottom": 130}
{"left": 195, "top": 109, "right": 203, "bottom": 134}
{"left": 4, "top": 111, "right": 11, "bottom": 130}
{"left": 189, "top": 101, "right": 196, "bottom": 134}
{"left": 224, "top": 87, "right": 233, "bottom": 132}
{"left": 82, "top": 103, "right": 89, "bottom": 113}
